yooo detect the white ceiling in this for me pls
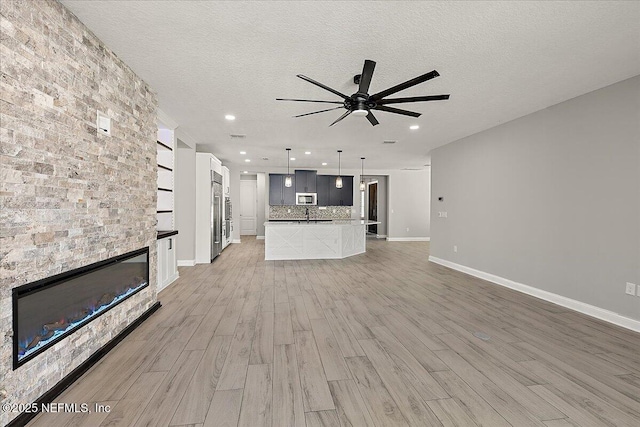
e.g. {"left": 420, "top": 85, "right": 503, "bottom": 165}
{"left": 60, "top": 1, "right": 640, "bottom": 171}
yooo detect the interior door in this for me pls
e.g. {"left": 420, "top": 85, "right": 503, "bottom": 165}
{"left": 368, "top": 182, "right": 378, "bottom": 234}
{"left": 240, "top": 180, "right": 257, "bottom": 235}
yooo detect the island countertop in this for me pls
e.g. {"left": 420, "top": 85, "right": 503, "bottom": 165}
{"left": 264, "top": 220, "right": 376, "bottom": 260}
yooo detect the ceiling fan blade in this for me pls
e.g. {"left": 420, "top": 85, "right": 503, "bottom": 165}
{"left": 297, "top": 74, "right": 350, "bottom": 100}
{"left": 366, "top": 111, "right": 379, "bottom": 126}
{"left": 370, "top": 70, "right": 440, "bottom": 101}
{"left": 329, "top": 110, "right": 352, "bottom": 126}
{"left": 373, "top": 105, "right": 421, "bottom": 118}
{"left": 294, "top": 106, "right": 343, "bottom": 118}
{"left": 358, "top": 59, "right": 376, "bottom": 94}
{"left": 377, "top": 94, "right": 450, "bottom": 105}
{"left": 276, "top": 98, "right": 343, "bottom": 104}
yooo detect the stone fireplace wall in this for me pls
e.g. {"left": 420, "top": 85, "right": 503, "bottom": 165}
{"left": 0, "top": 1, "right": 158, "bottom": 424}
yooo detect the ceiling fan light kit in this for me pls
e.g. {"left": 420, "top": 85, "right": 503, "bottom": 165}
{"left": 277, "top": 59, "right": 450, "bottom": 126}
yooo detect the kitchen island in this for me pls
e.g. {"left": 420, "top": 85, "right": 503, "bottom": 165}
{"left": 264, "top": 220, "right": 379, "bottom": 260}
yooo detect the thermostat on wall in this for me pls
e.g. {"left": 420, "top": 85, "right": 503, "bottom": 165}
{"left": 97, "top": 110, "right": 111, "bottom": 136}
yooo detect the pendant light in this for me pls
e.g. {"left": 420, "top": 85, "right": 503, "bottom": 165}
{"left": 359, "top": 157, "right": 366, "bottom": 191}
{"left": 284, "top": 148, "right": 292, "bottom": 187}
{"left": 335, "top": 150, "right": 343, "bottom": 189}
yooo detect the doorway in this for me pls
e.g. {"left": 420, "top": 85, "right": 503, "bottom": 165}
{"left": 368, "top": 181, "right": 378, "bottom": 235}
{"left": 240, "top": 179, "right": 257, "bottom": 235}
{"left": 362, "top": 175, "right": 388, "bottom": 238}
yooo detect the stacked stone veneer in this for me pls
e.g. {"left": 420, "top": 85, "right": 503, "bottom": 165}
{"left": 0, "top": 1, "right": 157, "bottom": 424}
{"left": 269, "top": 205, "right": 352, "bottom": 220}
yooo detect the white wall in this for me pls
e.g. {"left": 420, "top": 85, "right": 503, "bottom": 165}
{"left": 430, "top": 75, "right": 640, "bottom": 325}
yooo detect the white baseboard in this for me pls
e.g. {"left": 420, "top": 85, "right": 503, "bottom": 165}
{"left": 232, "top": 239, "right": 241, "bottom": 244}
{"left": 177, "top": 259, "right": 196, "bottom": 267}
{"left": 386, "top": 237, "right": 430, "bottom": 242}
{"left": 428, "top": 256, "right": 640, "bottom": 333}
{"left": 256, "top": 235, "right": 265, "bottom": 240}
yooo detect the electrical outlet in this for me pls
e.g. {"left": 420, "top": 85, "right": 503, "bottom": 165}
{"left": 454, "top": 245, "right": 457, "bottom": 252}
{"left": 625, "top": 282, "right": 636, "bottom": 296}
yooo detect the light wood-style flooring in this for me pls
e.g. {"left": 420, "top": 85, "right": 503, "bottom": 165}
{"left": 29, "top": 238, "right": 640, "bottom": 426}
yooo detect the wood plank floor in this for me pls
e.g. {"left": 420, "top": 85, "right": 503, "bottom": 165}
{"left": 28, "top": 238, "right": 640, "bottom": 426}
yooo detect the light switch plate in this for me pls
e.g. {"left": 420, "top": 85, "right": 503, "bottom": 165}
{"left": 625, "top": 282, "right": 636, "bottom": 296}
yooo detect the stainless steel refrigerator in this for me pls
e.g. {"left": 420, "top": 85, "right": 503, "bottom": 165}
{"left": 211, "top": 171, "right": 223, "bottom": 261}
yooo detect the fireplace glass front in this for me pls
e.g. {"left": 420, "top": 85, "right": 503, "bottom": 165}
{"left": 13, "top": 247, "right": 149, "bottom": 369}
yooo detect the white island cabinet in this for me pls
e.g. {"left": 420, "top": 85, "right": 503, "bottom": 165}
{"left": 264, "top": 220, "right": 378, "bottom": 261}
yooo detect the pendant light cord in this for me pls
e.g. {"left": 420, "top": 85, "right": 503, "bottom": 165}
{"left": 286, "top": 148, "right": 291, "bottom": 175}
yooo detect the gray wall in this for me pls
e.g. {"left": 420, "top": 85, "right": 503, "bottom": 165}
{"left": 175, "top": 137, "right": 196, "bottom": 262}
{"left": 388, "top": 169, "right": 431, "bottom": 239}
{"left": 430, "top": 75, "right": 640, "bottom": 321}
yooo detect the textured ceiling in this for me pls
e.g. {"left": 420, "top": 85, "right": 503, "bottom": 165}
{"left": 60, "top": 1, "right": 640, "bottom": 171}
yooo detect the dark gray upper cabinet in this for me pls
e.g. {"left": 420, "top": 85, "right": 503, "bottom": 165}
{"left": 316, "top": 175, "right": 330, "bottom": 206}
{"left": 328, "top": 175, "right": 354, "bottom": 206}
{"left": 283, "top": 176, "right": 296, "bottom": 205}
{"left": 269, "top": 173, "right": 296, "bottom": 205}
{"left": 269, "top": 174, "right": 284, "bottom": 205}
{"left": 342, "top": 176, "right": 353, "bottom": 206}
{"left": 272, "top": 171, "right": 351, "bottom": 206}
{"left": 295, "top": 170, "right": 317, "bottom": 193}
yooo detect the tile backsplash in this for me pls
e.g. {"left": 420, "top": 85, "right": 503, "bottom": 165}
{"left": 269, "top": 206, "right": 352, "bottom": 219}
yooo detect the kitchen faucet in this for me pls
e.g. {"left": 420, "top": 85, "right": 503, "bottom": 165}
{"left": 305, "top": 207, "right": 310, "bottom": 223}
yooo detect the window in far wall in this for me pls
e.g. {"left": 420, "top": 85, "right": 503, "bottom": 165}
{"left": 360, "top": 189, "right": 365, "bottom": 219}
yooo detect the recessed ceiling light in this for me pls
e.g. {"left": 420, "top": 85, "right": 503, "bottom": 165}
{"left": 225, "top": 115, "right": 235, "bottom": 121}
{"left": 322, "top": 162, "right": 327, "bottom": 166}
{"left": 305, "top": 151, "right": 311, "bottom": 155}
{"left": 245, "top": 159, "right": 251, "bottom": 162}
{"left": 240, "top": 151, "right": 246, "bottom": 155}
{"left": 262, "top": 157, "right": 269, "bottom": 160}
{"left": 290, "top": 157, "right": 296, "bottom": 161}
{"left": 410, "top": 125, "right": 420, "bottom": 130}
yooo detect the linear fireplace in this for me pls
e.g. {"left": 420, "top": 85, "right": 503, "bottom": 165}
{"left": 12, "top": 247, "right": 149, "bottom": 369}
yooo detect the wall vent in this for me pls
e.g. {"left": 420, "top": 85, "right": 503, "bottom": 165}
{"left": 382, "top": 140, "right": 397, "bottom": 144}
{"left": 229, "top": 134, "right": 246, "bottom": 139}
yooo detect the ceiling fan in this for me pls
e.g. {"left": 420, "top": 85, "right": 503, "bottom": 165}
{"left": 277, "top": 59, "right": 450, "bottom": 126}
